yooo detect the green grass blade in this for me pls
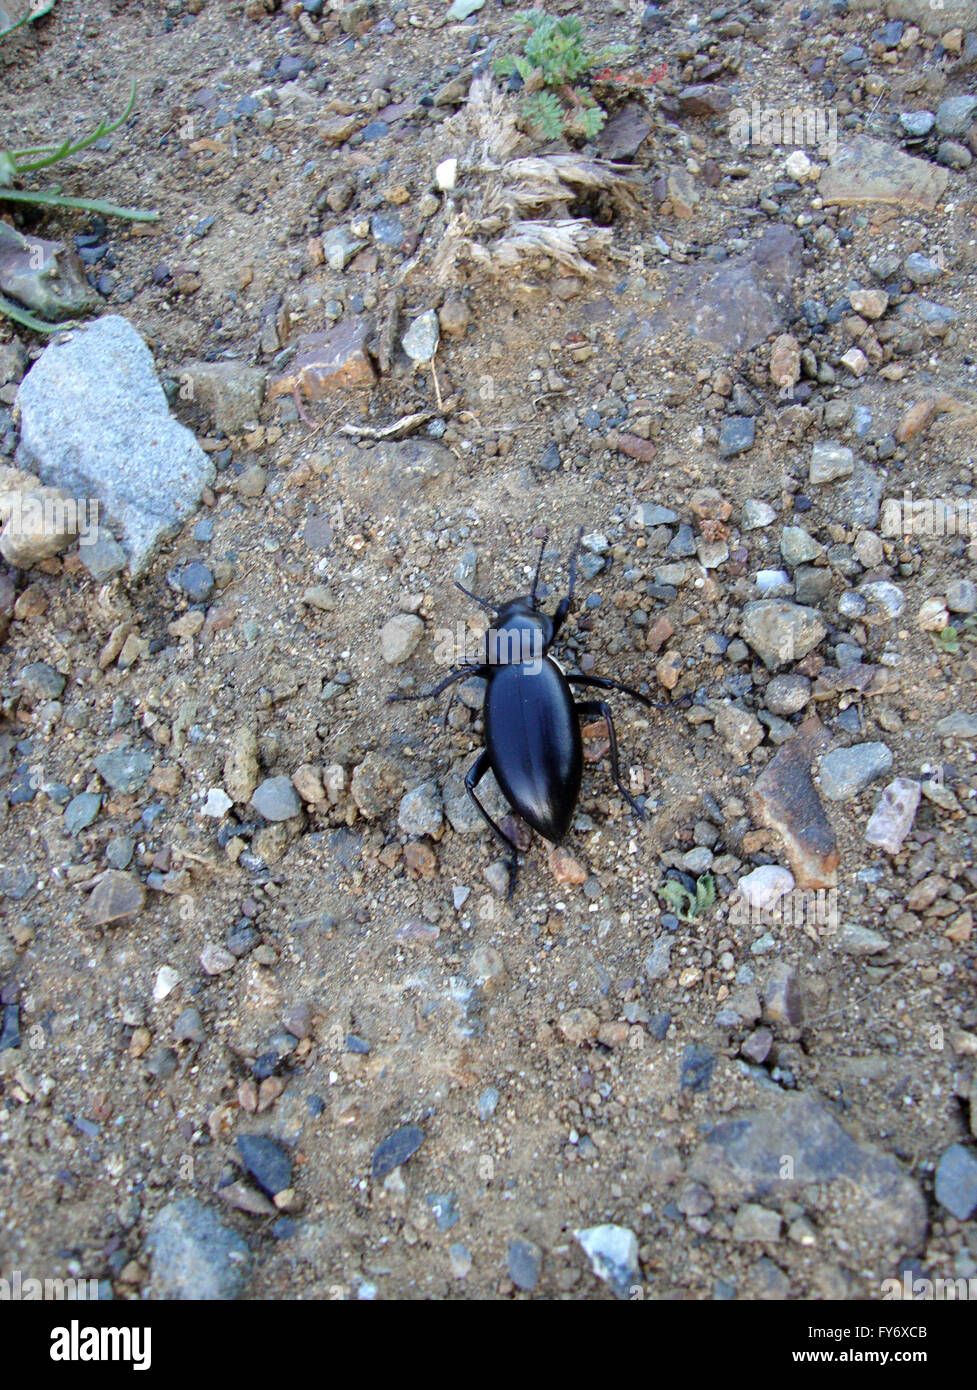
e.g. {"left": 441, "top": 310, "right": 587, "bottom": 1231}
{"left": 0, "top": 186, "right": 159, "bottom": 220}
{"left": 0, "top": 1, "right": 57, "bottom": 42}
{"left": 0, "top": 292, "right": 67, "bottom": 334}
{"left": 13, "top": 80, "right": 138, "bottom": 175}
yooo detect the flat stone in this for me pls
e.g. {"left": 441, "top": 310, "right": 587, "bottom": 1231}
{"left": 740, "top": 600, "right": 827, "bottom": 671}
{"left": 15, "top": 317, "right": 215, "bottom": 578}
{"left": 371, "top": 1123, "right": 424, "bottom": 1177}
{"left": 899, "top": 111, "right": 935, "bottom": 138}
{"left": 596, "top": 102, "right": 652, "bottom": 159}
{"left": 398, "top": 781, "right": 443, "bottom": 838}
{"left": 250, "top": 775, "right": 302, "bottom": 821}
{"left": 719, "top": 416, "right": 755, "bottom": 456}
{"left": 79, "top": 531, "right": 127, "bottom": 581}
{"left": 752, "top": 716, "right": 838, "bottom": 889}
{"left": 689, "top": 1089, "right": 926, "bottom": 1254}
{"left": 350, "top": 752, "right": 405, "bottom": 818}
{"left": 810, "top": 440, "right": 855, "bottom": 484}
{"left": 677, "top": 84, "right": 732, "bottom": 116}
{"left": 237, "top": 1134, "right": 293, "bottom": 1196}
{"left": 64, "top": 791, "right": 102, "bottom": 834}
{"left": 327, "top": 437, "right": 456, "bottom": 521}
{"left": 179, "top": 360, "right": 266, "bottom": 434}
{"left": 647, "top": 225, "right": 802, "bottom": 352}
{"left": 781, "top": 526, "right": 824, "bottom": 567}
{"left": 818, "top": 742, "right": 893, "bottom": 800}
{"left": 87, "top": 869, "right": 145, "bottom": 926}
{"left": 732, "top": 1204, "right": 782, "bottom": 1243}
{"left": 935, "top": 711, "right": 977, "bottom": 739}
{"left": 381, "top": 612, "right": 424, "bottom": 664}
{"left": 742, "top": 498, "right": 777, "bottom": 530}
{"left": 818, "top": 135, "right": 949, "bottom": 211}
{"left": 507, "top": 1239, "right": 543, "bottom": 1292}
{"left": 146, "top": 1198, "right": 251, "bottom": 1300}
{"left": 268, "top": 318, "right": 376, "bottom": 403}
{"left": 935, "top": 95, "right": 977, "bottom": 137}
{"left": 764, "top": 673, "right": 811, "bottom": 716}
{"left": 94, "top": 748, "right": 154, "bottom": 794}
{"left": 934, "top": 1143, "right": 977, "bottom": 1220}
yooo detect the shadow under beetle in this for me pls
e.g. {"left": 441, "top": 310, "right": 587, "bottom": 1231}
{"left": 390, "top": 529, "right": 664, "bottom": 896}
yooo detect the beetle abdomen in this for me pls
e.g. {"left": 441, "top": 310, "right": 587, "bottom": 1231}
{"left": 484, "top": 659, "right": 582, "bottom": 843}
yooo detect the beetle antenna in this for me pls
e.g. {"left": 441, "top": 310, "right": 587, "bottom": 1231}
{"left": 530, "top": 530, "right": 549, "bottom": 604}
{"left": 454, "top": 581, "right": 497, "bottom": 613}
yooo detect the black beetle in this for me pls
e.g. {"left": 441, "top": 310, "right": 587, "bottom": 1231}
{"left": 390, "top": 530, "right": 663, "bottom": 894}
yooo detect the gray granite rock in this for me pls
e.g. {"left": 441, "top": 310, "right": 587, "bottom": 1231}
{"left": 15, "top": 316, "right": 214, "bottom": 577}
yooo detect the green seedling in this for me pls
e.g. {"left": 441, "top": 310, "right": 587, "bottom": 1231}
{"left": 660, "top": 873, "right": 716, "bottom": 923}
{"left": 495, "top": 9, "right": 631, "bottom": 141}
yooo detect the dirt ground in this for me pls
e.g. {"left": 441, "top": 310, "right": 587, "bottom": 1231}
{"left": 1, "top": 0, "right": 976, "bottom": 1300}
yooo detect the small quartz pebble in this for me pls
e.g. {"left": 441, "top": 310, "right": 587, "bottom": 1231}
{"left": 201, "top": 787, "right": 233, "bottom": 818}
{"left": 435, "top": 157, "right": 458, "bottom": 190}
{"left": 574, "top": 1224, "right": 640, "bottom": 1299}
{"left": 200, "top": 943, "right": 236, "bottom": 975}
{"left": 736, "top": 864, "right": 794, "bottom": 912}
{"left": 864, "top": 778, "right": 921, "bottom": 854}
{"left": 153, "top": 966, "right": 181, "bottom": 1002}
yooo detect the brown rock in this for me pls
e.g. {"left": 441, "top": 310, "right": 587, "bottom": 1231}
{"left": 818, "top": 136, "right": 949, "bottom": 211}
{"left": 87, "top": 870, "right": 145, "bottom": 927}
{"left": 645, "top": 616, "right": 674, "bottom": 654}
{"left": 548, "top": 846, "right": 588, "bottom": 885}
{"left": 648, "top": 225, "right": 803, "bottom": 353}
{"left": 769, "top": 334, "right": 801, "bottom": 390}
{"left": 656, "top": 650, "right": 683, "bottom": 690}
{"left": 268, "top": 318, "right": 375, "bottom": 404}
{"left": 438, "top": 298, "right": 471, "bottom": 337}
{"left": 558, "top": 1008, "right": 600, "bottom": 1044}
{"left": 321, "top": 113, "right": 363, "bottom": 144}
{"left": 606, "top": 429, "right": 656, "bottom": 463}
{"left": 751, "top": 716, "right": 839, "bottom": 889}
{"left": 895, "top": 399, "right": 938, "bottom": 443}
{"left": 677, "top": 85, "right": 732, "bottom": 116}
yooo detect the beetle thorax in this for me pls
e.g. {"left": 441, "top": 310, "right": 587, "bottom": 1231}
{"left": 483, "top": 599, "right": 552, "bottom": 668}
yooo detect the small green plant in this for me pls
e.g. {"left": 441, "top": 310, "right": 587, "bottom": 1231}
{"left": 495, "top": 9, "right": 631, "bottom": 142}
{"left": 660, "top": 873, "right": 716, "bottom": 924}
{"left": 930, "top": 615, "right": 977, "bottom": 658}
{"left": 0, "top": 81, "right": 158, "bottom": 332}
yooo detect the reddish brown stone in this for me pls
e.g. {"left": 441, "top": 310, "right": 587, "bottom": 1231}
{"left": 606, "top": 429, "right": 656, "bottom": 463}
{"left": 751, "top": 716, "right": 839, "bottom": 889}
{"left": 268, "top": 318, "right": 376, "bottom": 404}
{"left": 645, "top": 616, "right": 674, "bottom": 654}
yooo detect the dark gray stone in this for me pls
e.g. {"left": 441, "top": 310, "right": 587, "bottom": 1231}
{"left": 371, "top": 1123, "right": 424, "bottom": 1177}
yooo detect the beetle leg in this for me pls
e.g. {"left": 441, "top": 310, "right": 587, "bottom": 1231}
{"left": 465, "top": 750, "right": 519, "bottom": 897}
{"left": 387, "top": 664, "right": 486, "bottom": 704}
{"left": 568, "top": 673, "right": 688, "bottom": 715}
{"left": 551, "top": 526, "right": 584, "bottom": 637}
{"left": 567, "top": 672, "right": 658, "bottom": 709}
{"left": 574, "top": 699, "right": 647, "bottom": 819}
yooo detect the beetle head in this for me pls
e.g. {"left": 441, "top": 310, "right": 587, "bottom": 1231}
{"left": 483, "top": 598, "right": 551, "bottom": 671}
